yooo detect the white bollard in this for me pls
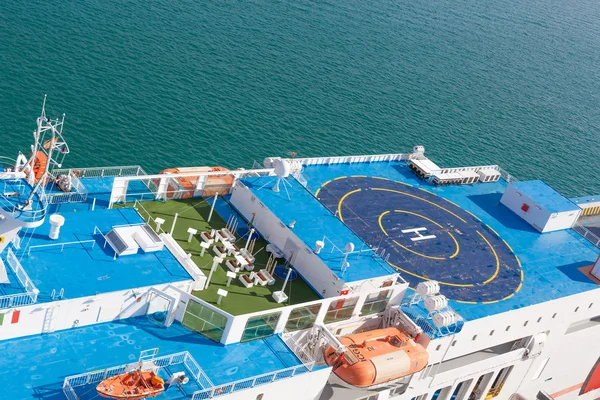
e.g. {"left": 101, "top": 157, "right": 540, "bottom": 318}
{"left": 49, "top": 214, "right": 66, "bottom": 240}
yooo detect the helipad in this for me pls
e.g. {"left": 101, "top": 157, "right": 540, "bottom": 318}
{"left": 316, "top": 176, "right": 521, "bottom": 303}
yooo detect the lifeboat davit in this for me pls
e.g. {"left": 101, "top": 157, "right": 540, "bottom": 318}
{"left": 157, "top": 166, "right": 234, "bottom": 199}
{"left": 323, "top": 327, "right": 428, "bottom": 388}
{"left": 96, "top": 370, "right": 164, "bottom": 400}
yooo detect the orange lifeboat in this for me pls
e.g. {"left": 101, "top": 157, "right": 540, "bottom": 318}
{"left": 157, "top": 166, "right": 234, "bottom": 199}
{"left": 323, "top": 327, "right": 428, "bottom": 387}
{"left": 96, "top": 370, "right": 164, "bottom": 400}
{"left": 32, "top": 151, "right": 48, "bottom": 182}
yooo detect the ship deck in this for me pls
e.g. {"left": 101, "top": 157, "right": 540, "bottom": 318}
{"left": 136, "top": 198, "right": 321, "bottom": 315}
{"left": 17, "top": 207, "right": 192, "bottom": 301}
{"left": 0, "top": 316, "right": 303, "bottom": 400}
{"left": 271, "top": 160, "right": 600, "bottom": 321}
{"left": 241, "top": 176, "right": 395, "bottom": 283}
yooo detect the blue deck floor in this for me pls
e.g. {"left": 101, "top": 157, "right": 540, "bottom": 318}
{"left": 49, "top": 177, "right": 151, "bottom": 213}
{"left": 16, "top": 207, "right": 191, "bottom": 300}
{"left": 0, "top": 317, "right": 302, "bottom": 400}
{"left": 298, "top": 161, "right": 600, "bottom": 320}
{"left": 241, "top": 176, "right": 394, "bottom": 283}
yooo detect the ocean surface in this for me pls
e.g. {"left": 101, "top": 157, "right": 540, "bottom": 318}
{"left": 1, "top": 0, "right": 599, "bottom": 197}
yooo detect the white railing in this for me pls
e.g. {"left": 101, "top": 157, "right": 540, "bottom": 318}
{"left": 134, "top": 200, "right": 167, "bottom": 235}
{"left": 437, "top": 164, "right": 499, "bottom": 174}
{"left": 190, "top": 361, "right": 314, "bottom": 399}
{"left": 51, "top": 165, "right": 147, "bottom": 179}
{"left": 280, "top": 333, "right": 315, "bottom": 366}
{"left": 0, "top": 180, "right": 48, "bottom": 224}
{"left": 498, "top": 167, "right": 520, "bottom": 183}
{"left": 573, "top": 223, "right": 600, "bottom": 248}
{"left": 63, "top": 351, "right": 210, "bottom": 398}
{"left": 182, "top": 352, "right": 214, "bottom": 388}
{"left": 285, "top": 153, "right": 411, "bottom": 166}
{"left": 0, "top": 248, "right": 38, "bottom": 309}
{"left": 26, "top": 239, "right": 97, "bottom": 256}
{"left": 45, "top": 171, "right": 88, "bottom": 204}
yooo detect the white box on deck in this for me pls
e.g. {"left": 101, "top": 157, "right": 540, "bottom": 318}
{"left": 477, "top": 168, "right": 501, "bottom": 183}
{"left": 500, "top": 182, "right": 581, "bottom": 233}
{"left": 411, "top": 159, "right": 441, "bottom": 177}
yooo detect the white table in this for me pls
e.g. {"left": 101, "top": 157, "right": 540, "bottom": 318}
{"left": 235, "top": 254, "right": 249, "bottom": 268}
{"left": 187, "top": 228, "right": 198, "bottom": 242}
{"left": 223, "top": 241, "right": 237, "bottom": 255}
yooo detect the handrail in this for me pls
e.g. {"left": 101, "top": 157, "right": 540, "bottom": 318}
{"left": 63, "top": 351, "right": 206, "bottom": 396}
{"left": 0, "top": 248, "right": 38, "bottom": 309}
{"left": 573, "top": 223, "right": 600, "bottom": 248}
{"left": 27, "top": 239, "right": 96, "bottom": 256}
{"left": 278, "top": 153, "right": 411, "bottom": 166}
{"left": 51, "top": 165, "right": 147, "bottom": 179}
{"left": 190, "top": 361, "right": 315, "bottom": 399}
{"left": 279, "top": 333, "right": 315, "bottom": 365}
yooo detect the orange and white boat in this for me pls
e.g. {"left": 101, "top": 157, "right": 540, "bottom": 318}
{"left": 96, "top": 370, "right": 165, "bottom": 400}
{"left": 323, "top": 327, "right": 428, "bottom": 388}
{"left": 157, "top": 166, "right": 234, "bottom": 199}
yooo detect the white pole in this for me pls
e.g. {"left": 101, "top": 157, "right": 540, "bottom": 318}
{"left": 207, "top": 192, "right": 218, "bottom": 223}
{"left": 205, "top": 256, "right": 222, "bottom": 289}
{"left": 170, "top": 213, "right": 178, "bottom": 236}
{"left": 281, "top": 268, "right": 293, "bottom": 293}
{"left": 245, "top": 228, "right": 255, "bottom": 251}
{"left": 91, "top": 198, "right": 96, "bottom": 211}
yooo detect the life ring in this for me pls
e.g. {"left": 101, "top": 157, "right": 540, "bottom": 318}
{"left": 72, "top": 169, "right": 81, "bottom": 178}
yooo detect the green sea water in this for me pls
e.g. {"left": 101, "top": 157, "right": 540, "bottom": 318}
{"left": 1, "top": 0, "right": 599, "bottom": 197}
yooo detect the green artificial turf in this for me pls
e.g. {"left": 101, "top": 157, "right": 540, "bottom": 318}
{"left": 134, "top": 198, "right": 321, "bottom": 315}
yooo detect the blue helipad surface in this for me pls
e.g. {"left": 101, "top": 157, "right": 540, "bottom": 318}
{"left": 16, "top": 207, "right": 191, "bottom": 301}
{"left": 300, "top": 161, "right": 600, "bottom": 321}
{"left": 241, "top": 176, "right": 395, "bottom": 283}
{"left": 317, "top": 176, "right": 521, "bottom": 303}
{"left": 0, "top": 316, "right": 302, "bottom": 400}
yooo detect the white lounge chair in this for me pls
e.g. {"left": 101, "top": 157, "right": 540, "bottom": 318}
{"left": 259, "top": 269, "right": 275, "bottom": 285}
{"left": 239, "top": 274, "right": 254, "bottom": 288}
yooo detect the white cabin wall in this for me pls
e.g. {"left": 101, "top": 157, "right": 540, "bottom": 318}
{"left": 230, "top": 184, "right": 344, "bottom": 297}
{"left": 542, "top": 210, "right": 580, "bottom": 233}
{"left": 0, "top": 215, "right": 22, "bottom": 253}
{"left": 500, "top": 184, "right": 549, "bottom": 232}
{"left": 0, "top": 280, "right": 191, "bottom": 341}
{"left": 389, "top": 288, "right": 600, "bottom": 400}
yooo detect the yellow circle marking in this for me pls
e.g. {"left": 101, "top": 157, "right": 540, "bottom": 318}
{"left": 378, "top": 210, "right": 460, "bottom": 259}
{"left": 378, "top": 211, "right": 390, "bottom": 236}
{"left": 370, "top": 188, "right": 467, "bottom": 223}
{"left": 477, "top": 230, "right": 500, "bottom": 285}
{"left": 337, "top": 188, "right": 361, "bottom": 222}
{"left": 392, "top": 239, "right": 445, "bottom": 261}
{"left": 386, "top": 259, "right": 474, "bottom": 287}
{"left": 332, "top": 182, "right": 514, "bottom": 296}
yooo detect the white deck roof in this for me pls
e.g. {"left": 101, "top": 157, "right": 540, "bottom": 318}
{"left": 412, "top": 159, "right": 441, "bottom": 174}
